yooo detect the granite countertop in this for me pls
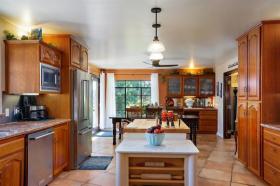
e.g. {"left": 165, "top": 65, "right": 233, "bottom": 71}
{"left": 0, "top": 119, "right": 71, "bottom": 140}
{"left": 166, "top": 106, "right": 217, "bottom": 111}
{"left": 116, "top": 138, "right": 199, "bottom": 155}
{"left": 261, "top": 123, "right": 280, "bottom": 132}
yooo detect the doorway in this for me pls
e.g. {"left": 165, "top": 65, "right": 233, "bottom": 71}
{"left": 223, "top": 69, "right": 238, "bottom": 139}
{"left": 91, "top": 76, "right": 99, "bottom": 132}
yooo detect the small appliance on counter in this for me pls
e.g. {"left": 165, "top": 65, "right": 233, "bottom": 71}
{"left": 13, "top": 95, "right": 49, "bottom": 121}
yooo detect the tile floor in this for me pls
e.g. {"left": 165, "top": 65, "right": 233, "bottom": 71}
{"left": 49, "top": 134, "right": 268, "bottom": 186}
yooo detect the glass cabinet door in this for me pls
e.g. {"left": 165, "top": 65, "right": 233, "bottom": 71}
{"left": 183, "top": 77, "right": 198, "bottom": 96}
{"left": 199, "top": 76, "right": 215, "bottom": 96}
{"left": 167, "top": 76, "right": 182, "bottom": 97}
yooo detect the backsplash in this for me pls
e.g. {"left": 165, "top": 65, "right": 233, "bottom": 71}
{"left": 0, "top": 94, "right": 20, "bottom": 123}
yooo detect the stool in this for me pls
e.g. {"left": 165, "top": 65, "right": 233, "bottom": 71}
{"left": 182, "top": 115, "right": 199, "bottom": 145}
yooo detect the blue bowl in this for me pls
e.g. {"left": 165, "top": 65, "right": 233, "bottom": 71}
{"left": 145, "top": 133, "right": 165, "bottom": 146}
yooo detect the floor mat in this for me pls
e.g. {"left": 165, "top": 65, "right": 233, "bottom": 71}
{"left": 94, "top": 130, "right": 114, "bottom": 137}
{"left": 79, "top": 156, "right": 113, "bottom": 170}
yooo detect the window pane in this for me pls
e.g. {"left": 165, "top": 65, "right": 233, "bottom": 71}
{"left": 126, "top": 81, "right": 140, "bottom": 87}
{"left": 141, "top": 81, "right": 151, "bottom": 87}
{"left": 142, "top": 88, "right": 151, "bottom": 96}
{"left": 116, "top": 95, "right": 125, "bottom": 111}
{"left": 142, "top": 96, "right": 151, "bottom": 106}
{"left": 115, "top": 88, "right": 125, "bottom": 96}
{"left": 126, "top": 88, "right": 141, "bottom": 96}
{"left": 117, "top": 111, "right": 125, "bottom": 117}
{"left": 126, "top": 95, "right": 141, "bottom": 107}
{"left": 115, "top": 80, "right": 126, "bottom": 87}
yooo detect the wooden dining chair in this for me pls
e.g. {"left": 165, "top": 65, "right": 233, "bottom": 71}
{"left": 146, "top": 107, "right": 162, "bottom": 119}
{"left": 126, "top": 107, "right": 142, "bottom": 119}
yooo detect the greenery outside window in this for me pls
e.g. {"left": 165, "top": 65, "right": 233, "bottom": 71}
{"left": 115, "top": 80, "right": 151, "bottom": 117}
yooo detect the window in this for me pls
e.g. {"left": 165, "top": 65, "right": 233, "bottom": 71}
{"left": 115, "top": 80, "right": 151, "bottom": 117}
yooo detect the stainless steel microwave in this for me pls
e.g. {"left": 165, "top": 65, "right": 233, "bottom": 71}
{"left": 40, "top": 63, "right": 61, "bottom": 92}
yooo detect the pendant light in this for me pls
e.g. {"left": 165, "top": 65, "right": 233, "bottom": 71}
{"left": 148, "top": 7, "right": 165, "bottom": 56}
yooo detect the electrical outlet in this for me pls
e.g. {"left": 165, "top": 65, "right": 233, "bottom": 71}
{"left": 5, "top": 108, "right": 9, "bottom": 117}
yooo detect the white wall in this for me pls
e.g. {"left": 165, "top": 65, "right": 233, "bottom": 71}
{"left": 0, "top": 18, "right": 18, "bottom": 113}
{"left": 214, "top": 49, "right": 238, "bottom": 138}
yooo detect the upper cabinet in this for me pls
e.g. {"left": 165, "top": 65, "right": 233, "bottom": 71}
{"left": 199, "top": 75, "right": 215, "bottom": 97}
{"left": 167, "top": 76, "right": 182, "bottom": 97}
{"left": 167, "top": 74, "right": 215, "bottom": 98}
{"left": 238, "top": 36, "right": 248, "bottom": 100}
{"left": 5, "top": 40, "right": 62, "bottom": 94}
{"left": 237, "top": 27, "right": 261, "bottom": 101}
{"left": 70, "top": 39, "right": 88, "bottom": 72}
{"left": 183, "top": 76, "right": 198, "bottom": 96}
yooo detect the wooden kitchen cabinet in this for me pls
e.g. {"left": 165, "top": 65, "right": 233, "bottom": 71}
{"left": 263, "top": 127, "right": 280, "bottom": 186}
{"left": 247, "top": 27, "right": 261, "bottom": 101}
{"left": 237, "top": 101, "right": 248, "bottom": 165}
{"left": 247, "top": 102, "right": 261, "bottom": 175}
{"left": 0, "top": 137, "right": 24, "bottom": 186}
{"left": 238, "top": 36, "right": 248, "bottom": 100}
{"left": 166, "top": 76, "right": 182, "bottom": 97}
{"left": 198, "top": 75, "right": 215, "bottom": 97}
{"left": 80, "top": 46, "right": 88, "bottom": 71}
{"left": 183, "top": 76, "right": 198, "bottom": 96}
{"left": 53, "top": 123, "right": 69, "bottom": 176}
{"left": 198, "top": 110, "right": 217, "bottom": 134}
{"left": 71, "top": 39, "right": 81, "bottom": 68}
{"left": 70, "top": 39, "right": 88, "bottom": 71}
{"left": 5, "top": 40, "right": 62, "bottom": 94}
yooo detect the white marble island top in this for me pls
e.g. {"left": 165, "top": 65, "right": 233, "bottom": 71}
{"left": 116, "top": 138, "right": 199, "bottom": 155}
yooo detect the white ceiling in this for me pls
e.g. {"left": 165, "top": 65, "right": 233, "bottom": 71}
{"left": 1, "top": 0, "right": 280, "bottom": 69}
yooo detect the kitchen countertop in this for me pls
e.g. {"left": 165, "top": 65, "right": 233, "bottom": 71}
{"left": 166, "top": 107, "right": 217, "bottom": 111}
{"left": 261, "top": 123, "right": 280, "bottom": 132}
{"left": 0, "top": 119, "right": 71, "bottom": 140}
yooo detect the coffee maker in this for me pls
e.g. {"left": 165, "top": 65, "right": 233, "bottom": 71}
{"left": 13, "top": 96, "right": 48, "bottom": 121}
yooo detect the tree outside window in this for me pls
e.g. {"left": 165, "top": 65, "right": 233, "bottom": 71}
{"left": 115, "top": 80, "right": 151, "bottom": 117}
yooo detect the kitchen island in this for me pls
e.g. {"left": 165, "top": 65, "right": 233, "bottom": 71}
{"left": 115, "top": 137, "right": 199, "bottom": 186}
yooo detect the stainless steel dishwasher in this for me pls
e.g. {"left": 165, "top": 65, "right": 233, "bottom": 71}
{"left": 27, "top": 128, "right": 54, "bottom": 186}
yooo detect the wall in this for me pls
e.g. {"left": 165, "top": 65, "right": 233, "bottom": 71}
{"left": 214, "top": 49, "right": 238, "bottom": 138}
{"left": 0, "top": 17, "right": 19, "bottom": 120}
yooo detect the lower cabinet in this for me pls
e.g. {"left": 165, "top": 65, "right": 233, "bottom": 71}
{"left": 237, "top": 101, "right": 261, "bottom": 175}
{"left": 53, "top": 123, "right": 69, "bottom": 176}
{"left": 198, "top": 110, "right": 217, "bottom": 134}
{"left": 263, "top": 127, "right": 280, "bottom": 186}
{"left": 0, "top": 138, "right": 25, "bottom": 186}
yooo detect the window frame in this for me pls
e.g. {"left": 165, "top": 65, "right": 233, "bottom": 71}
{"left": 115, "top": 80, "right": 151, "bottom": 117}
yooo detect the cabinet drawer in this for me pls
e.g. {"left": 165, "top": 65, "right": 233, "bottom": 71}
{"left": 263, "top": 128, "right": 280, "bottom": 146}
{"left": 199, "top": 120, "right": 217, "bottom": 126}
{"left": 198, "top": 125, "right": 217, "bottom": 132}
{"left": 264, "top": 161, "right": 280, "bottom": 186}
{"left": 0, "top": 138, "right": 24, "bottom": 158}
{"left": 263, "top": 140, "right": 280, "bottom": 169}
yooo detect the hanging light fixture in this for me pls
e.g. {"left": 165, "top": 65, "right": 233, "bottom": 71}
{"left": 148, "top": 7, "right": 165, "bottom": 59}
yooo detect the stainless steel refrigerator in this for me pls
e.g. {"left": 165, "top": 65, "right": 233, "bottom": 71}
{"left": 70, "top": 69, "right": 93, "bottom": 169}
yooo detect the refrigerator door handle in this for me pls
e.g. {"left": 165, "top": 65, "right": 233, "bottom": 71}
{"left": 81, "top": 80, "right": 89, "bottom": 120}
{"left": 79, "top": 127, "right": 92, "bottom": 135}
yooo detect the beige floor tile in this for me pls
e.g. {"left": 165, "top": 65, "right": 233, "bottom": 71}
{"left": 87, "top": 173, "right": 115, "bottom": 186}
{"left": 232, "top": 172, "right": 268, "bottom": 186}
{"left": 231, "top": 182, "right": 249, "bottom": 186}
{"left": 49, "top": 179, "right": 83, "bottom": 186}
{"left": 204, "top": 160, "right": 233, "bottom": 172}
{"left": 199, "top": 168, "right": 232, "bottom": 182}
{"left": 65, "top": 170, "right": 105, "bottom": 183}
{"left": 197, "top": 177, "right": 230, "bottom": 186}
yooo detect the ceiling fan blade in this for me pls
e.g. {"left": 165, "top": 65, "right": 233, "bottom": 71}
{"left": 143, "top": 61, "right": 152, "bottom": 65}
{"left": 157, "top": 64, "right": 179, "bottom": 67}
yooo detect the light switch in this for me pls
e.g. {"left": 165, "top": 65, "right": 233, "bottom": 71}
{"left": 5, "top": 108, "right": 9, "bottom": 117}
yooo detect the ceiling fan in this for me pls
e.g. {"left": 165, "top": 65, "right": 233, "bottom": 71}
{"left": 143, "top": 60, "right": 179, "bottom": 67}
{"left": 143, "top": 7, "right": 178, "bottom": 68}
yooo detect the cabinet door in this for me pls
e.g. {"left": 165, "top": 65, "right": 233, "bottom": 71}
{"left": 40, "top": 44, "right": 61, "bottom": 67}
{"left": 183, "top": 76, "right": 198, "bottom": 96}
{"left": 167, "top": 76, "right": 182, "bottom": 97}
{"left": 71, "top": 40, "right": 81, "bottom": 68}
{"left": 53, "top": 123, "right": 69, "bottom": 176}
{"left": 247, "top": 102, "right": 260, "bottom": 175}
{"left": 237, "top": 101, "right": 248, "bottom": 165}
{"left": 198, "top": 75, "right": 215, "bottom": 97}
{"left": 248, "top": 28, "right": 261, "bottom": 101}
{"left": 80, "top": 46, "right": 88, "bottom": 72}
{"left": 238, "top": 36, "right": 248, "bottom": 100}
{"left": 0, "top": 151, "right": 24, "bottom": 186}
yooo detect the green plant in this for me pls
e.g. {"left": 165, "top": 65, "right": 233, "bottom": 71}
{"left": 21, "top": 35, "right": 28, "bottom": 40}
{"left": 3, "top": 30, "right": 17, "bottom": 40}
